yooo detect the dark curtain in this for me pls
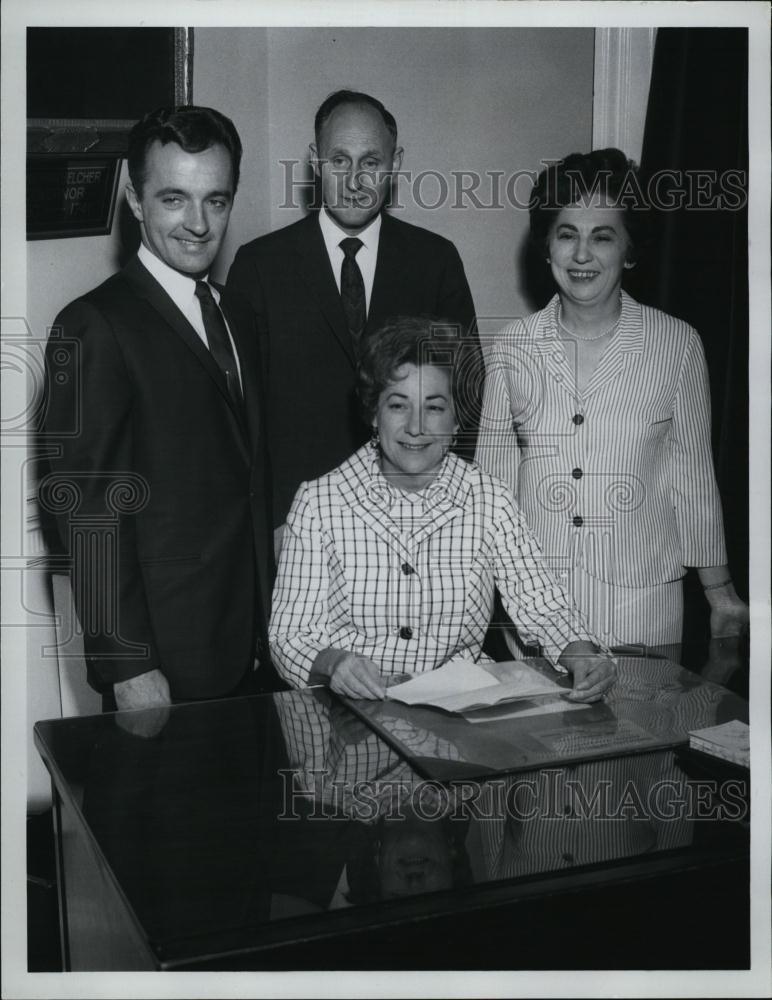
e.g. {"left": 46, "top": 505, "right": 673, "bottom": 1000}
{"left": 626, "top": 28, "right": 749, "bottom": 662}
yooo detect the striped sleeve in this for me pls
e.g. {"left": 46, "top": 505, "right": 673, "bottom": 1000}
{"left": 474, "top": 330, "right": 520, "bottom": 494}
{"left": 670, "top": 331, "right": 727, "bottom": 567}
{"left": 269, "top": 482, "right": 331, "bottom": 688}
{"left": 491, "top": 485, "right": 599, "bottom": 663}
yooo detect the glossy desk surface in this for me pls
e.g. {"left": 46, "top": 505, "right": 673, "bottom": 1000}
{"left": 344, "top": 656, "right": 749, "bottom": 780}
{"left": 34, "top": 657, "right": 749, "bottom": 970}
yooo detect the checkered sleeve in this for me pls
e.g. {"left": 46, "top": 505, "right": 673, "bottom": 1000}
{"left": 269, "top": 482, "right": 331, "bottom": 688}
{"left": 492, "top": 483, "right": 600, "bottom": 664}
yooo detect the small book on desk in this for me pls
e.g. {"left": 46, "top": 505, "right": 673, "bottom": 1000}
{"left": 688, "top": 719, "right": 749, "bottom": 768}
{"left": 386, "top": 659, "right": 566, "bottom": 714}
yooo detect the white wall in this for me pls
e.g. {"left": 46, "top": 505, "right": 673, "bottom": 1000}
{"left": 197, "top": 26, "right": 595, "bottom": 330}
{"left": 26, "top": 161, "right": 135, "bottom": 345}
{"left": 192, "top": 27, "right": 272, "bottom": 283}
{"left": 24, "top": 171, "right": 130, "bottom": 809}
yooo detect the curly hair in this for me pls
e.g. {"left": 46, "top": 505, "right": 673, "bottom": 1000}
{"left": 356, "top": 316, "right": 464, "bottom": 424}
{"left": 529, "top": 148, "right": 651, "bottom": 262}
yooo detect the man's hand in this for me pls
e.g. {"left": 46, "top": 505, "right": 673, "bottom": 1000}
{"left": 113, "top": 669, "right": 171, "bottom": 739}
{"left": 114, "top": 668, "right": 171, "bottom": 710}
{"left": 329, "top": 654, "right": 386, "bottom": 700}
{"left": 558, "top": 641, "right": 617, "bottom": 703}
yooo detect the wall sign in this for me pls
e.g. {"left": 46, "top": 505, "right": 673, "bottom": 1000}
{"left": 27, "top": 157, "right": 121, "bottom": 240}
{"left": 26, "top": 26, "right": 192, "bottom": 239}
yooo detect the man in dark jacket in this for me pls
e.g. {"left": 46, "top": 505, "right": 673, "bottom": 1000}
{"left": 227, "top": 90, "right": 480, "bottom": 527}
{"left": 42, "top": 105, "right": 275, "bottom": 711}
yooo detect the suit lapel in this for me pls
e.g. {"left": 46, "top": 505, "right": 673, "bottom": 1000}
{"left": 368, "top": 214, "right": 403, "bottom": 331}
{"left": 123, "top": 256, "right": 249, "bottom": 450}
{"left": 220, "top": 291, "right": 261, "bottom": 449}
{"left": 292, "top": 215, "right": 356, "bottom": 367}
{"left": 583, "top": 293, "right": 645, "bottom": 400}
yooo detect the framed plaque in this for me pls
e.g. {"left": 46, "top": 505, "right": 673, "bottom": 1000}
{"left": 26, "top": 26, "right": 192, "bottom": 238}
{"left": 27, "top": 27, "right": 192, "bottom": 153}
{"left": 27, "top": 157, "right": 122, "bottom": 240}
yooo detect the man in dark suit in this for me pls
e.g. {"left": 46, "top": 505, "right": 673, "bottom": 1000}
{"left": 227, "top": 90, "right": 479, "bottom": 527}
{"left": 41, "top": 106, "right": 275, "bottom": 712}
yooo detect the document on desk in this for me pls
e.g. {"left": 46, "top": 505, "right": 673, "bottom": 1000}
{"left": 386, "top": 659, "right": 565, "bottom": 714}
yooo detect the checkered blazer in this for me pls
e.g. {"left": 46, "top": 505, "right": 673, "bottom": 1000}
{"left": 269, "top": 445, "right": 597, "bottom": 688}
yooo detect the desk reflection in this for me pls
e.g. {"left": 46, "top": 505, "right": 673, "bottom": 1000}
{"left": 71, "top": 665, "right": 747, "bottom": 952}
{"left": 274, "top": 689, "right": 699, "bottom": 906}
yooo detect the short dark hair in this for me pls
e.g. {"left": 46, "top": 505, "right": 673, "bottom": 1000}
{"left": 357, "top": 316, "right": 464, "bottom": 424}
{"left": 127, "top": 105, "right": 243, "bottom": 196}
{"left": 529, "top": 148, "right": 651, "bottom": 262}
{"left": 314, "top": 90, "right": 398, "bottom": 149}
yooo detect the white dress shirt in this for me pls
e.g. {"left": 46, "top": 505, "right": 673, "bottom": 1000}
{"left": 269, "top": 445, "right": 599, "bottom": 689}
{"left": 137, "top": 243, "right": 242, "bottom": 387}
{"left": 318, "top": 208, "right": 381, "bottom": 313}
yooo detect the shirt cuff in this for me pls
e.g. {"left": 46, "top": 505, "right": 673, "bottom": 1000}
{"left": 308, "top": 647, "right": 351, "bottom": 684}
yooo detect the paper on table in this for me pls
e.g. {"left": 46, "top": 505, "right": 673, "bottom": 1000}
{"left": 462, "top": 697, "right": 591, "bottom": 724}
{"left": 386, "top": 658, "right": 565, "bottom": 713}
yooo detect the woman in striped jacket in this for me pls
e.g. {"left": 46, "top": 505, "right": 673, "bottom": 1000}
{"left": 475, "top": 148, "right": 748, "bottom": 659}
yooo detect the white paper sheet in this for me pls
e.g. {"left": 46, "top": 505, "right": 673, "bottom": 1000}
{"left": 386, "top": 659, "right": 565, "bottom": 713}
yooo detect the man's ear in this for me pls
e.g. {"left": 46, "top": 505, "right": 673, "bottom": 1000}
{"left": 309, "top": 143, "right": 322, "bottom": 178}
{"left": 125, "top": 182, "right": 143, "bottom": 224}
{"left": 391, "top": 146, "right": 404, "bottom": 173}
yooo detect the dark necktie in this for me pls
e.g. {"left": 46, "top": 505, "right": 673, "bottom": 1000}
{"left": 194, "top": 280, "right": 244, "bottom": 410}
{"left": 339, "top": 237, "right": 366, "bottom": 350}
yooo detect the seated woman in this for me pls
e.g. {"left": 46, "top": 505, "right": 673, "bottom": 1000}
{"left": 269, "top": 317, "right": 615, "bottom": 701}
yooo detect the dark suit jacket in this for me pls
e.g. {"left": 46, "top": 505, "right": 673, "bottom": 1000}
{"left": 227, "top": 212, "right": 479, "bottom": 525}
{"left": 41, "top": 256, "right": 275, "bottom": 700}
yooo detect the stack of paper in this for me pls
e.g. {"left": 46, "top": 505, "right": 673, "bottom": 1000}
{"left": 688, "top": 719, "right": 749, "bottom": 767}
{"left": 386, "top": 659, "right": 565, "bottom": 714}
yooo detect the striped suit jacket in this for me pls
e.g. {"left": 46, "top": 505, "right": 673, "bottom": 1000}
{"left": 475, "top": 292, "right": 727, "bottom": 588}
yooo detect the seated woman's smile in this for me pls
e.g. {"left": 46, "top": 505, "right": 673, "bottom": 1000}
{"left": 375, "top": 363, "right": 458, "bottom": 492}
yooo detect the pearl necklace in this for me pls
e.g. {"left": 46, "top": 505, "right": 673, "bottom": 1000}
{"left": 558, "top": 304, "right": 621, "bottom": 342}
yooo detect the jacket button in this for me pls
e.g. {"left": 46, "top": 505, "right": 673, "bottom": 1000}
{"left": 571, "top": 467, "right": 583, "bottom": 479}
{"left": 399, "top": 626, "right": 413, "bottom": 640}
{"left": 572, "top": 515, "right": 584, "bottom": 527}
{"left": 401, "top": 563, "right": 415, "bottom": 575}
{"left": 572, "top": 413, "right": 584, "bottom": 425}
{"left": 562, "top": 852, "right": 575, "bottom": 864}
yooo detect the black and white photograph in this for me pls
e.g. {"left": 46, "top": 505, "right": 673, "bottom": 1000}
{"left": 2, "top": 1, "right": 770, "bottom": 997}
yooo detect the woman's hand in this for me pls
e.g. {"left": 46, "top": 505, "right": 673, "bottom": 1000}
{"left": 558, "top": 641, "right": 617, "bottom": 702}
{"left": 330, "top": 653, "right": 387, "bottom": 700}
{"left": 709, "top": 600, "right": 750, "bottom": 639}
{"left": 697, "top": 569, "right": 750, "bottom": 639}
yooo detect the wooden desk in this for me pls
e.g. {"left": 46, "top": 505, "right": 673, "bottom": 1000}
{"left": 34, "top": 659, "right": 749, "bottom": 971}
